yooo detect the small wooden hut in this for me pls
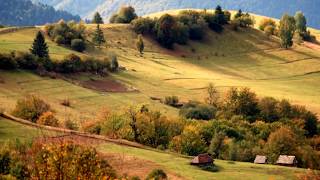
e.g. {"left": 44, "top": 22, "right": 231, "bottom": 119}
{"left": 276, "top": 155, "right": 298, "bottom": 167}
{"left": 191, "top": 153, "right": 214, "bottom": 166}
{"left": 254, "top": 155, "right": 267, "bottom": 164}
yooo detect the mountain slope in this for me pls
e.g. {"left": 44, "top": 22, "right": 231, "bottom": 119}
{"left": 0, "top": 0, "right": 80, "bottom": 26}
{"left": 33, "top": 0, "right": 320, "bottom": 29}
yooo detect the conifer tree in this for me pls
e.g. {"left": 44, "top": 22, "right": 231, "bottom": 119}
{"left": 30, "top": 31, "right": 49, "bottom": 58}
{"left": 92, "top": 24, "right": 105, "bottom": 47}
{"left": 136, "top": 34, "right": 144, "bottom": 55}
{"left": 92, "top": 12, "right": 104, "bottom": 24}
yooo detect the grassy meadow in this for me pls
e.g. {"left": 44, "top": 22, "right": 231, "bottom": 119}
{"left": 0, "top": 13, "right": 319, "bottom": 122}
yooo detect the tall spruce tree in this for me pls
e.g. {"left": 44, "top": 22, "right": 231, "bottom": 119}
{"left": 136, "top": 34, "right": 144, "bottom": 55}
{"left": 30, "top": 31, "right": 49, "bottom": 58}
{"left": 92, "top": 24, "right": 105, "bottom": 47}
{"left": 92, "top": 12, "right": 104, "bottom": 24}
{"left": 279, "top": 14, "right": 296, "bottom": 48}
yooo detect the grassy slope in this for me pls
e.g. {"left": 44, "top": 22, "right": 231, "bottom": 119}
{"left": 0, "top": 117, "right": 57, "bottom": 143}
{"left": 0, "top": 118, "right": 307, "bottom": 180}
{"left": 0, "top": 10, "right": 319, "bottom": 120}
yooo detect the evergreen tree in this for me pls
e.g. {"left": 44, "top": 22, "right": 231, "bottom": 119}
{"left": 92, "top": 12, "right": 104, "bottom": 24}
{"left": 92, "top": 24, "right": 105, "bottom": 47}
{"left": 136, "top": 34, "right": 144, "bottom": 55}
{"left": 215, "top": 5, "right": 226, "bottom": 24}
{"left": 234, "top": 9, "right": 243, "bottom": 19}
{"left": 30, "top": 31, "right": 49, "bottom": 58}
{"left": 279, "top": 14, "right": 296, "bottom": 48}
{"left": 294, "top": 11, "right": 307, "bottom": 33}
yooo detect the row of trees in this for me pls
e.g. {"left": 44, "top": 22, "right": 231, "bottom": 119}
{"left": 131, "top": 6, "right": 254, "bottom": 49}
{"left": 7, "top": 87, "right": 320, "bottom": 169}
{"left": 177, "top": 85, "right": 318, "bottom": 137}
{"left": 81, "top": 101, "right": 319, "bottom": 169}
{"left": 259, "top": 11, "right": 316, "bottom": 48}
{"left": 0, "top": 32, "right": 119, "bottom": 75}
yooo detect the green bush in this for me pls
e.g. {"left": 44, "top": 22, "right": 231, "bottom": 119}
{"left": 71, "top": 39, "right": 86, "bottom": 52}
{"left": 12, "top": 95, "right": 51, "bottom": 122}
{"left": 131, "top": 17, "right": 155, "bottom": 34}
{"left": 14, "top": 52, "right": 38, "bottom": 70}
{"left": 64, "top": 119, "right": 79, "bottom": 130}
{"left": 180, "top": 101, "right": 216, "bottom": 120}
{"left": 44, "top": 21, "right": 86, "bottom": 50}
{"left": 54, "top": 35, "right": 65, "bottom": 45}
{"left": 0, "top": 53, "right": 17, "bottom": 70}
{"left": 259, "top": 18, "right": 276, "bottom": 31}
{"left": 154, "top": 14, "right": 177, "bottom": 49}
{"left": 0, "top": 151, "right": 10, "bottom": 175}
{"left": 57, "top": 54, "right": 83, "bottom": 73}
{"left": 146, "top": 169, "right": 167, "bottom": 180}
{"left": 110, "top": 6, "right": 137, "bottom": 24}
{"left": 164, "top": 96, "right": 179, "bottom": 107}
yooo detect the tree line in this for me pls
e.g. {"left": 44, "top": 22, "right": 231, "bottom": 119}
{"left": 0, "top": 0, "right": 80, "bottom": 26}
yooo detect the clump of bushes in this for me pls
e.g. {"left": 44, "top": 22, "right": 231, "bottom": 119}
{"left": 180, "top": 101, "right": 216, "bottom": 120}
{"left": 164, "top": 96, "right": 180, "bottom": 107}
{"left": 44, "top": 20, "right": 86, "bottom": 52}
{"left": 81, "top": 120, "right": 102, "bottom": 135}
{"left": 71, "top": 39, "right": 86, "bottom": 52}
{"left": 0, "top": 141, "right": 117, "bottom": 179}
{"left": 130, "top": 6, "right": 234, "bottom": 49}
{"left": 259, "top": 18, "right": 277, "bottom": 36}
{"left": 131, "top": 17, "right": 155, "bottom": 34}
{"left": 64, "top": 119, "right": 79, "bottom": 130}
{"left": 231, "top": 10, "right": 254, "bottom": 30}
{"left": 146, "top": 169, "right": 167, "bottom": 180}
{"left": 110, "top": 6, "right": 137, "bottom": 24}
{"left": 37, "top": 111, "right": 59, "bottom": 127}
{"left": 12, "top": 95, "right": 51, "bottom": 122}
{"left": 0, "top": 51, "right": 119, "bottom": 76}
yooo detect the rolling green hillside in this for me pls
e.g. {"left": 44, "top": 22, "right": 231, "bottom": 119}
{"left": 0, "top": 12, "right": 319, "bottom": 123}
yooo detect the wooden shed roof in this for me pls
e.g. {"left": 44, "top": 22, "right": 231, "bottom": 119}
{"left": 191, "top": 153, "right": 213, "bottom": 165}
{"left": 254, "top": 155, "right": 267, "bottom": 164}
{"left": 276, "top": 155, "right": 297, "bottom": 165}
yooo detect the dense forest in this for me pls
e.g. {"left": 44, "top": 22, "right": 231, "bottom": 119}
{"left": 0, "top": 0, "right": 80, "bottom": 26}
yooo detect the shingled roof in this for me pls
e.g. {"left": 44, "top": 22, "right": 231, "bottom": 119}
{"left": 276, "top": 155, "right": 297, "bottom": 166}
{"left": 254, "top": 155, "right": 267, "bottom": 164}
{"left": 191, "top": 153, "right": 213, "bottom": 165}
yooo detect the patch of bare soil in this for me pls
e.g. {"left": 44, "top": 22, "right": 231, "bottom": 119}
{"left": 0, "top": 77, "right": 4, "bottom": 84}
{"left": 103, "top": 153, "right": 185, "bottom": 180}
{"left": 35, "top": 134, "right": 104, "bottom": 146}
{"left": 82, "top": 79, "right": 137, "bottom": 93}
{"left": 303, "top": 41, "right": 320, "bottom": 50}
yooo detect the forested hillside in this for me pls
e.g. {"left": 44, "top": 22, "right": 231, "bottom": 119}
{"left": 0, "top": 0, "right": 80, "bottom": 26}
{"left": 32, "top": 0, "right": 319, "bottom": 28}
